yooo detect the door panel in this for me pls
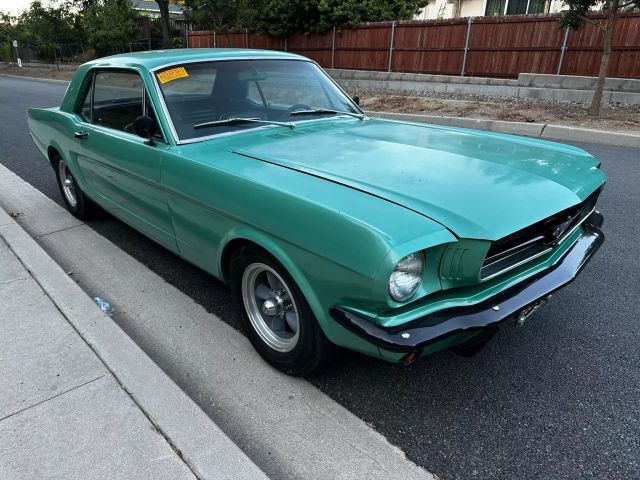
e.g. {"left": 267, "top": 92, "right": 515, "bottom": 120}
{"left": 70, "top": 68, "right": 177, "bottom": 251}
{"left": 76, "top": 127, "right": 177, "bottom": 250}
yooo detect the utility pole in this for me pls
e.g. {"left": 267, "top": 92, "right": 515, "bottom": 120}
{"left": 12, "top": 40, "right": 22, "bottom": 68}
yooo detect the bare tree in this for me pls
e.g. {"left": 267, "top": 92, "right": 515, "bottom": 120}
{"left": 561, "top": 0, "right": 640, "bottom": 117}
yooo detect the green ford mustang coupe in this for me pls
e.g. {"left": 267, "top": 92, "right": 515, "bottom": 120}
{"left": 27, "top": 49, "right": 606, "bottom": 375}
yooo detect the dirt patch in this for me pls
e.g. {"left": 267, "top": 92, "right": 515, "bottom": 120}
{"left": 355, "top": 92, "right": 640, "bottom": 134}
{"left": 0, "top": 64, "right": 76, "bottom": 81}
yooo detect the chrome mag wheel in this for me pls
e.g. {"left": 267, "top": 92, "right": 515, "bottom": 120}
{"left": 241, "top": 263, "right": 300, "bottom": 353}
{"left": 57, "top": 159, "right": 77, "bottom": 207}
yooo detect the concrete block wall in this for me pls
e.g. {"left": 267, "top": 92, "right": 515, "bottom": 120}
{"left": 517, "top": 73, "right": 640, "bottom": 93}
{"left": 327, "top": 69, "right": 640, "bottom": 106}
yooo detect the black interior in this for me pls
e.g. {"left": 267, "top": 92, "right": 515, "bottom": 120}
{"left": 91, "top": 96, "right": 162, "bottom": 139}
{"left": 94, "top": 97, "right": 143, "bottom": 132}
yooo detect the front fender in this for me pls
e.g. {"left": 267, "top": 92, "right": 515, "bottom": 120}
{"left": 218, "top": 226, "right": 324, "bottom": 316}
{"left": 217, "top": 227, "right": 384, "bottom": 357}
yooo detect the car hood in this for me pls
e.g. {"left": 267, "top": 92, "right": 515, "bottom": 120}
{"left": 232, "top": 119, "right": 606, "bottom": 240}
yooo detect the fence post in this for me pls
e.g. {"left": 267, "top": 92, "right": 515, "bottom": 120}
{"left": 461, "top": 16, "right": 473, "bottom": 77}
{"left": 284, "top": 38, "right": 288, "bottom": 52}
{"left": 213, "top": 31, "right": 217, "bottom": 48}
{"left": 331, "top": 26, "right": 336, "bottom": 69}
{"left": 246, "top": 28, "right": 249, "bottom": 48}
{"left": 12, "top": 40, "right": 21, "bottom": 67}
{"left": 388, "top": 21, "right": 396, "bottom": 73}
{"left": 557, "top": 28, "right": 570, "bottom": 75}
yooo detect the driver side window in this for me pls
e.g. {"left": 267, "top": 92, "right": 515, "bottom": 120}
{"left": 93, "top": 71, "right": 143, "bottom": 132}
{"left": 77, "top": 70, "right": 163, "bottom": 140}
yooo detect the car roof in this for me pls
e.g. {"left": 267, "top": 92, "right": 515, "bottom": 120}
{"left": 84, "top": 48, "right": 308, "bottom": 71}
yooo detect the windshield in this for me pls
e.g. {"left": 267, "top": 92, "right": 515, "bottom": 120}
{"left": 154, "top": 59, "right": 361, "bottom": 141}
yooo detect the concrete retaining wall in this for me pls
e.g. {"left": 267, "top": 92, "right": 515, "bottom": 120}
{"left": 517, "top": 73, "right": 640, "bottom": 93}
{"left": 327, "top": 69, "right": 640, "bottom": 106}
{"left": 367, "top": 111, "right": 640, "bottom": 148}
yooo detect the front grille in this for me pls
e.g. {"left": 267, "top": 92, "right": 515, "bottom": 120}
{"left": 479, "top": 187, "right": 601, "bottom": 280}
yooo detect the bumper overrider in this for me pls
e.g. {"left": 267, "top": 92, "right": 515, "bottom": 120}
{"left": 330, "top": 212, "right": 604, "bottom": 361}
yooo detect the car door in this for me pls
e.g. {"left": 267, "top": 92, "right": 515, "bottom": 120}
{"left": 71, "top": 69, "right": 177, "bottom": 251}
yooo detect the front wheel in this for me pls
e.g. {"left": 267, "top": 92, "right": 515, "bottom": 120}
{"left": 230, "top": 247, "right": 334, "bottom": 376}
{"left": 53, "top": 155, "right": 95, "bottom": 220}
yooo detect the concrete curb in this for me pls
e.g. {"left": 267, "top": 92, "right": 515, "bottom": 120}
{"left": 367, "top": 111, "right": 640, "bottom": 148}
{"left": 0, "top": 206, "right": 268, "bottom": 480}
{"left": 0, "top": 73, "right": 72, "bottom": 84}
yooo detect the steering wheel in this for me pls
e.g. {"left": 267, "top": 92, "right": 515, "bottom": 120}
{"left": 285, "top": 104, "right": 312, "bottom": 116}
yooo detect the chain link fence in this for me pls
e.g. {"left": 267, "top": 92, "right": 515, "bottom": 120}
{"left": 1, "top": 17, "right": 189, "bottom": 65}
{"left": 1, "top": 41, "right": 89, "bottom": 65}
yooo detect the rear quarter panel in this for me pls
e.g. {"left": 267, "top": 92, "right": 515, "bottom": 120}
{"left": 27, "top": 107, "right": 68, "bottom": 163}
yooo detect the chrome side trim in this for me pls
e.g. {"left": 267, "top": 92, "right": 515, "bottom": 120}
{"left": 148, "top": 56, "right": 310, "bottom": 73}
{"left": 151, "top": 71, "right": 180, "bottom": 143}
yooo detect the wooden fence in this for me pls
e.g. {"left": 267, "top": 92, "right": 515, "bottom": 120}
{"left": 187, "top": 12, "right": 640, "bottom": 79}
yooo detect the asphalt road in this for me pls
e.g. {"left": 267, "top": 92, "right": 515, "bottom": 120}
{"left": 2, "top": 75, "right": 638, "bottom": 480}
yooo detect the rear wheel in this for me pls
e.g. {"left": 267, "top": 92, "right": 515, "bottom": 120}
{"left": 230, "top": 247, "right": 333, "bottom": 376}
{"left": 53, "top": 155, "right": 95, "bottom": 220}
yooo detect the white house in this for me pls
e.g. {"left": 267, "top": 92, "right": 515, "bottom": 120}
{"left": 415, "top": 0, "right": 567, "bottom": 20}
{"left": 131, "top": 0, "right": 186, "bottom": 19}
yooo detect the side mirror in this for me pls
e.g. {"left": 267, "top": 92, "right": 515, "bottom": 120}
{"left": 352, "top": 95, "right": 360, "bottom": 106}
{"left": 133, "top": 115, "right": 157, "bottom": 145}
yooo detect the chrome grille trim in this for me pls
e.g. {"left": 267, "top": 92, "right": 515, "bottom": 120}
{"left": 479, "top": 188, "right": 602, "bottom": 281}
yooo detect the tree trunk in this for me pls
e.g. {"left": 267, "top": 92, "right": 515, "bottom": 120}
{"left": 588, "top": 2, "right": 618, "bottom": 117}
{"left": 157, "top": 0, "right": 172, "bottom": 49}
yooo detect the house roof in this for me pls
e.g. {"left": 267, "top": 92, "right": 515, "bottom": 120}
{"left": 130, "top": 0, "right": 185, "bottom": 15}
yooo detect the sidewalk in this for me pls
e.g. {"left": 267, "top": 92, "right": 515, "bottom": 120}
{"left": 0, "top": 207, "right": 268, "bottom": 480}
{"left": 0, "top": 233, "right": 197, "bottom": 478}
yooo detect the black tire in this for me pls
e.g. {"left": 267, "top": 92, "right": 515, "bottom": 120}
{"left": 230, "top": 246, "right": 334, "bottom": 376}
{"left": 53, "top": 154, "right": 96, "bottom": 220}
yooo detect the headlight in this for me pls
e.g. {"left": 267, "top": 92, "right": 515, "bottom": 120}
{"left": 389, "top": 252, "right": 425, "bottom": 302}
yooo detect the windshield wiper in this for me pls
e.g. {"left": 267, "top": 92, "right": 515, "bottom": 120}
{"left": 194, "top": 117, "right": 295, "bottom": 130}
{"left": 290, "top": 108, "right": 365, "bottom": 120}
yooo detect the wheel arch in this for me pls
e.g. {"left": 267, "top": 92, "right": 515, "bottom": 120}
{"left": 218, "top": 228, "right": 325, "bottom": 328}
{"left": 46, "top": 139, "right": 68, "bottom": 167}
{"left": 47, "top": 144, "right": 62, "bottom": 165}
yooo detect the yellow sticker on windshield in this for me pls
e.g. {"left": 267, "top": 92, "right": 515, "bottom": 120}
{"left": 157, "top": 67, "right": 189, "bottom": 84}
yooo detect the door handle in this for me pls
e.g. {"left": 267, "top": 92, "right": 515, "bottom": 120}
{"left": 74, "top": 131, "right": 89, "bottom": 139}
